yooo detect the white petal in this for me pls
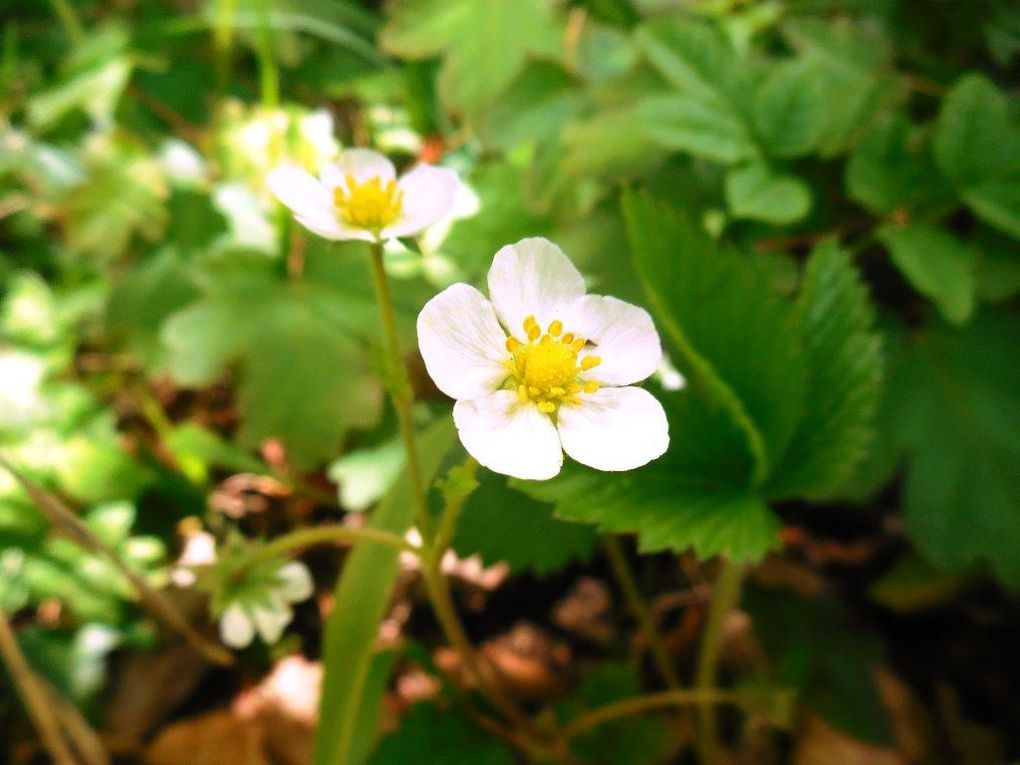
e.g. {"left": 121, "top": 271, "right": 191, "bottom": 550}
{"left": 321, "top": 149, "right": 396, "bottom": 189}
{"left": 295, "top": 214, "right": 375, "bottom": 242}
{"left": 557, "top": 387, "right": 669, "bottom": 472}
{"left": 276, "top": 561, "right": 314, "bottom": 603}
{"left": 384, "top": 165, "right": 460, "bottom": 238}
{"left": 268, "top": 165, "right": 333, "bottom": 222}
{"left": 564, "top": 295, "right": 662, "bottom": 386}
{"left": 487, "top": 238, "right": 587, "bottom": 335}
{"left": 417, "top": 284, "right": 510, "bottom": 400}
{"left": 252, "top": 599, "right": 292, "bottom": 645}
{"left": 220, "top": 603, "right": 255, "bottom": 649}
{"left": 453, "top": 391, "right": 563, "bottom": 480}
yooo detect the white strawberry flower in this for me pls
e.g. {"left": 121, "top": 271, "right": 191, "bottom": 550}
{"left": 417, "top": 238, "right": 670, "bottom": 481}
{"left": 267, "top": 148, "right": 459, "bottom": 242}
{"left": 218, "top": 560, "right": 313, "bottom": 649}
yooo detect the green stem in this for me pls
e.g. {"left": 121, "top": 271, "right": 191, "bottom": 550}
{"left": 46, "top": 0, "right": 84, "bottom": 44}
{"left": 695, "top": 558, "right": 744, "bottom": 765}
{"left": 254, "top": 0, "right": 279, "bottom": 109}
{"left": 367, "top": 240, "right": 431, "bottom": 536}
{"left": 562, "top": 687, "right": 750, "bottom": 742}
{"left": 0, "top": 610, "right": 77, "bottom": 765}
{"left": 603, "top": 536, "right": 679, "bottom": 689}
{"left": 214, "top": 0, "right": 238, "bottom": 96}
{"left": 242, "top": 525, "right": 415, "bottom": 575}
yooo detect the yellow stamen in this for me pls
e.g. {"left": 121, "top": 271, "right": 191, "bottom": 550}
{"left": 506, "top": 318, "right": 607, "bottom": 415}
{"left": 333, "top": 173, "right": 404, "bottom": 232}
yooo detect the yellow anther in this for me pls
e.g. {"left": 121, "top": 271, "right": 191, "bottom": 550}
{"left": 506, "top": 318, "right": 607, "bottom": 414}
{"left": 333, "top": 173, "right": 403, "bottom": 231}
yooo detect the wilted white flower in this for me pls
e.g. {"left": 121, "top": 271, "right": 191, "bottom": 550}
{"left": 417, "top": 238, "right": 669, "bottom": 481}
{"left": 268, "top": 148, "right": 458, "bottom": 242}
{"left": 218, "top": 560, "right": 313, "bottom": 649}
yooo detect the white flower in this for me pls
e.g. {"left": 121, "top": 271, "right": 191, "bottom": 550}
{"left": 219, "top": 561, "right": 313, "bottom": 649}
{"left": 267, "top": 148, "right": 459, "bottom": 242}
{"left": 416, "top": 238, "right": 669, "bottom": 481}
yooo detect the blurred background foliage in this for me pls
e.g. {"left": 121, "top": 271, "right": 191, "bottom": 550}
{"left": 0, "top": 0, "right": 1019, "bottom": 763}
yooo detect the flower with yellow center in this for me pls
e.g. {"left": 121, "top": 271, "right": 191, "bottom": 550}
{"left": 268, "top": 148, "right": 458, "bottom": 242}
{"left": 417, "top": 238, "right": 669, "bottom": 480}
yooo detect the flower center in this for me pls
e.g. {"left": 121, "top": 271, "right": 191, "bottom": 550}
{"left": 333, "top": 173, "right": 403, "bottom": 231}
{"left": 507, "top": 316, "right": 601, "bottom": 414}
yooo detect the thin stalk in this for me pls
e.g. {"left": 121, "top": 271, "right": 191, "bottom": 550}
{"left": 367, "top": 240, "right": 431, "bottom": 536}
{"left": 419, "top": 565, "right": 528, "bottom": 728}
{"left": 0, "top": 456, "right": 234, "bottom": 667}
{"left": 562, "top": 688, "right": 749, "bottom": 742}
{"left": 47, "top": 0, "right": 84, "bottom": 44}
{"left": 214, "top": 0, "right": 238, "bottom": 96}
{"left": 241, "top": 525, "right": 415, "bottom": 575}
{"left": 603, "top": 536, "right": 679, "bottom": 689}
{"left": 254, "top": 0, "right": 279, "bottom": 109}
{"left": 0, "top": 610, "right": 78, "bottom": 765}
{"left": 695, "top": 558, "right": 744, "bottom": 765}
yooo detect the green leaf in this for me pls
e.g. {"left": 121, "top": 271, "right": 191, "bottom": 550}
{"left": 486, "top": 62, "right": 586, "bottom": 150}
{"left": 27, "top": 26, "right": 132, "bottom": 130}
{"left": 162, "top": 265, "right": 383, "bottom": 469}
{"left": 767, "top": 242, "right": 883, "bottom": 498}
{"left": 380, "top": 0, "right": 563, "bottom": 127}
{"left": 932, "top": 74, "right": 1020, "bottom": 239}
{"left": 369, "top": 702, "right": 514, "bottom": 765}
{"left": 638, "top": 94, "right": 757, "bottom": 165}
{"left": 635, "top": 18, "right": 756, "bottom": 165}
{"left": 725, "top": 163, "right": 812, "bottom": 224}
{"left": 890, "top": 315, "right": 1020, "bottom": 586}
{"left": 316, "top": 420, "right": 456, "bottom": 765}
{"left": 622, "top": 190, "right": 806, "bottom": 485}
{"left": 518, "top": 391, "right": 781, "bottom": 562}
{"left": 877, "top": 222, "right": 976, "bottom": 325}
{"left": 753, "top": 59, "right": 828, "bottom": 158}
{"left": 106, "top": 250, "right": 200, "bottom": 369}
{"left": 846, "top": 115, "right": 950, "bottom": 215}
{"left": 454, "top": 471, "right": 596, "bottom": 576}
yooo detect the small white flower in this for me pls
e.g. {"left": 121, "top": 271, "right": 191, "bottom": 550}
{"left": 218, "top": 561, "right": 313, "bottom": 649}
{"left": 268, "top": 148, "right": 459, "bottom": 242}
{"left": 416, "top": 238, "right": 670, "bottom": 481}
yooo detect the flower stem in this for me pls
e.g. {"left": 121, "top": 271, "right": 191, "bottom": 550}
{"left": 367, "top": 240, "right": 432, "bottom": 537}
{"left": 562, "top": 687, "right": 750, "bottom": 742}
{"left": 695, "top": 558, "right": 744, "bottom": 765}
{"left": 603, "top": 536, "right": 679, "bottom": 689}
{"left": 241, "top": 524, "right": 416, "bottom": 573}
{"left": 0, "top": 610, "right": 77, "bottom": 765}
